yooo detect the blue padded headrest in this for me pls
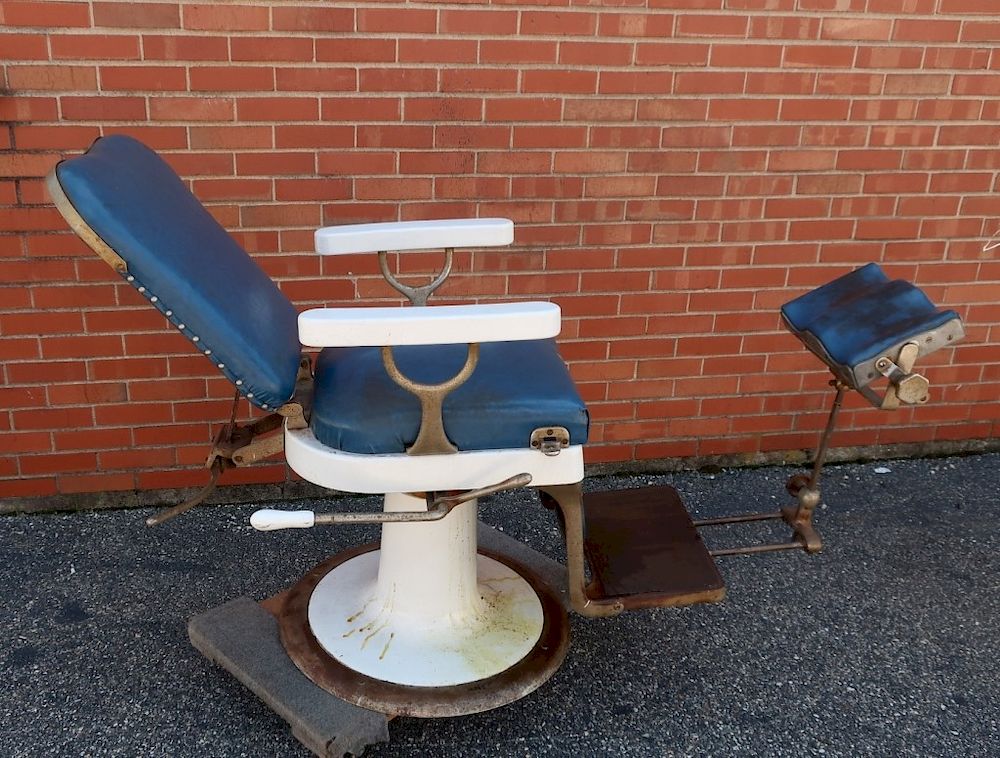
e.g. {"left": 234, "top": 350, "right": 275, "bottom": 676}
{"left": 56, "top": 135, "right": 300, "bottom": 411}
{"left": 781, "top": 262, "right": 960, "bottom": 369}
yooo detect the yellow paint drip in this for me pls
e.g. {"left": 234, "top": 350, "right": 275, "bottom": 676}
{"left": 361, "top": 620, "right": 389, "bottom": 651}
{"left": 442, "top": 574, "right": 541, "bottom": 680}
{"left": 346, "top": 597, "right": 373, "bottom": 624}
{"left": 379, "top": 632, "right": 395, "bottom": 661}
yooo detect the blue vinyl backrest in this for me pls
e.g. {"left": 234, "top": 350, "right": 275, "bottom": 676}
{"left": 56, "top": 135, "right": 300, "bottom": 411}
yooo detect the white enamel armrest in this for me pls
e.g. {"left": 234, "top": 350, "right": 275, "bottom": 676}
{"left": 315, "top": 218, "right": 514, "bottom": 255}
{"left": 299, "top": 301, "right": 560, "bottom": 347}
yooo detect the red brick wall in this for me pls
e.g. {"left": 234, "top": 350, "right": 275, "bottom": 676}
{"left": 2, "top": 0, "right": 999, "bottom": 499}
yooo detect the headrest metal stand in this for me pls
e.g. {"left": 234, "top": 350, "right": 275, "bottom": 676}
{"left": 696, "top": 378, "right": 847, "bottom": 556}
{"left": 377, "top": 248, "right": 453, "bottom": 307}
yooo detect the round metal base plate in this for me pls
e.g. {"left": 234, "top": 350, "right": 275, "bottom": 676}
{"left": 278, "top": 543, "right": 570, "bottom": 718}
{"left": 307, "top": 550, "right": 545, "bottom": 687}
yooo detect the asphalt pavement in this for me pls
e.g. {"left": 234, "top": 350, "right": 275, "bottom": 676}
{"left": 2, "top": 453, "right": 998, "bottom": 757}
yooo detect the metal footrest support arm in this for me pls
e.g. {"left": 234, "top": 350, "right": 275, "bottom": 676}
{"left": 694, "top": 379, "right": 845, "bottom": 556}
{"left": 538, "top": 483, "right": 626, "bottom": 618}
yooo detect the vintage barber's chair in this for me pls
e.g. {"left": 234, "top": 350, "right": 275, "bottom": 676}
{"left": 48, "top": 136, "right": 964, "bottom": 730}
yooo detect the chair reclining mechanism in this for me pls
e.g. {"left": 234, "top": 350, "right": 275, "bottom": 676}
{"left": 47, "top": 136, "right": 965, "bottom": 728}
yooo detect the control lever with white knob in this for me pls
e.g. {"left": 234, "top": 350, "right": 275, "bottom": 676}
{"left": 250, "top": 509, "right": 316, "bottom": 531}
{"left": 250, "top": 473, "right": 532, "bottom": 532}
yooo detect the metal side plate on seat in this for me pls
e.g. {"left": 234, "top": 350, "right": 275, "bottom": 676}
{"left": 582, "top": 486, "right": 726, "bottom": 610}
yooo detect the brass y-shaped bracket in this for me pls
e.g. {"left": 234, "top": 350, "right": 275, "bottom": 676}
{"left": 381, "top": 343, "right": 479, "bottom": 455}
{"left": 378, "top": 248, "right": 454, "bottom": 307}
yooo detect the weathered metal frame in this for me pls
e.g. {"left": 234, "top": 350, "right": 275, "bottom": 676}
{"left": 146, "top": 360, "right": 313, "bottom": 526}
{"left": 694, "top": 380, "right": 846, "bottom": 557}
{"left": 539, "top": 377, "right": 853, "bottom": 617}
{"left": 537, "top": 483, "right": 626, "bottom": 618}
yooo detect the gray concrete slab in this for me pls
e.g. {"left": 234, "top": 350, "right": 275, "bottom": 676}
{"left": 1, "top": 453, "right": 998, "bottom": 757}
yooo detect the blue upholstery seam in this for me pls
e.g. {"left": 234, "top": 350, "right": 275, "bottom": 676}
{"left": 117, "top": 268, "right": 273, "bottom": 411}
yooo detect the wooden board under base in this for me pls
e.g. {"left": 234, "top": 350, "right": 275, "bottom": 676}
{"left": 187, "top": 522, "right": 570, "bottom": 758}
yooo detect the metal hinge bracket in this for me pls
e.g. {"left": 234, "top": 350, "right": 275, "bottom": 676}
{"left": 530, "top": 426, "right": 570, "bottom": 456}
{"left": 874, "top": 342, "right": 929, "bottom": 409}
{"left": 146, "top": 358, "right": 313, "bottom": 526}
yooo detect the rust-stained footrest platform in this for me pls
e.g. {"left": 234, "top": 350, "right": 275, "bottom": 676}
{"left": 583, "top": 485, "right": 726, "bottom": 610}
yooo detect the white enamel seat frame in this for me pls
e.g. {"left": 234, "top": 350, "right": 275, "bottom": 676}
{"left": 259, "top": 218, "right": 582, "bottom": 713}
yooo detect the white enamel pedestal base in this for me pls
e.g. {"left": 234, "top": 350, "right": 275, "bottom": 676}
{"left": 279, "top": 491, "right": 571, "bottom": 716}
{"left": 308, "top": 493, "right": 544, "bottom": 687}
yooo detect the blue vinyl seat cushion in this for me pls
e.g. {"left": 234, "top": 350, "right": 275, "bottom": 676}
{"left": 781, "top": 263, "right": 960, "bottom": 378}
{"left": 310, "top": 339, "right": 590, "bottom": 454}
{"left": 55, "top": 135, "right": 301, "bottom": 411}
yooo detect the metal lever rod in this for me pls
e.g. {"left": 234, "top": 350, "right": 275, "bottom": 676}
{"left": 430, "top": 473, "right": 533, "bottom": 510}
{"left": 145, "top": 390, "right": 242, "bottom": 527}
{"left": 692, "top": 511, "right": 784, "bottom": 527}
{"left": 146, "top": 457, "right": 228, "bottom": 527}
{"left": 710, "top": 541, "right": 804, "bottom": 558}
{"left": 250, "top": 473, "right": 532, "bottom": 532}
